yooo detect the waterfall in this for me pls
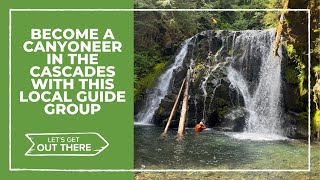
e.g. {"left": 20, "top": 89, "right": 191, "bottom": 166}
{"left": 227, "top": 67, "right": 251, "bottom": 107}
{"left": 227, "top": 29, "right": 286, "bottom": 140}
{"left": 135, "top": 28, "right": 287, "bottom": 140}
{"left": 135, "top": 38, "right": 191, "bottom": 124}
{"left": 246, "top": 49, "right": 282, "bottom": 134}
{"left": 200, "top": 32, "right": 226, "bottom": 119}
{"left": 200, "top": 63, "right": 221, "bottom": 119}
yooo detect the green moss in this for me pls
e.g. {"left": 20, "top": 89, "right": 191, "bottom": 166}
{"left": 206, "top": 87, "right": 214, "bottom": 96}
{"left": 313, "top": 110, "right": 320, "bottom": 132}
{"left": 214, "top": 96, "right": 231, "bottom": 119}
{"left": 313, "top": 65, "right": 320, "bottom": 73}
{"left": 286, "top": 44, "right": 296, "bottom": 57}
{"left": 284, "top": 43, "right": 308, "bottom": 96}
{"left": 285, "top": 68, "right": 299, "bottom": 84}
{"left": 217, "top": 106, "right": 231, "bottom": 120}
{"left": 192, "top": 63, "right": 204, "bottom": 80}
{"left": 194, "top": 63, "right": 204, "bottom": 71}
{"left": 215, "top": 97, "right": 228, "bottom": 107}
{"left": 134, "top": 61, "right": 168, "bottom": 101}
{"left": 158, "top": 106, "right": 165, "bottom": 115}
{"left": 227, "top": 49, "right": 233, "bottom": 56}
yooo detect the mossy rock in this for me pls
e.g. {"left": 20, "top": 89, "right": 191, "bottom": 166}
{"left": 217, "top": 106, "right": 231, "bottom": 119}
{"left": 134, "top": 61, "right": 169, "bottom": 101}
{"left": 285, "top": 67, "right": 299, "bottom": 84}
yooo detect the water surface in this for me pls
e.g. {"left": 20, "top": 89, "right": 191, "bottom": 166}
{"left": 135, "top": 125, "right": 308, "bottom": 170}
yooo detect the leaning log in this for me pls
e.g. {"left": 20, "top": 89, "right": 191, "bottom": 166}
{"left": 163, "top": 78, "right": 186, "bottom": 134}
{"left": 177, "top": 69, "right": 190, "bottom": 135}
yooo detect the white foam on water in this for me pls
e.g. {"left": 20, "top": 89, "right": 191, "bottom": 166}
{"left": 134, "top": 122, "right": 154, "bottom": 126}
{"left": 228, "top": 132, "right": 288, "bottom": 141}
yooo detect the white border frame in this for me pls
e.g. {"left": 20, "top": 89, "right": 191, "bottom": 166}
{"left": 9, "top": 8, "right": 311, "bottom": 172}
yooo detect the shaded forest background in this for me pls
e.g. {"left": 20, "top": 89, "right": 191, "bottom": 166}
{"left": 134, "top": 0, "right": 320, "bottom": 140}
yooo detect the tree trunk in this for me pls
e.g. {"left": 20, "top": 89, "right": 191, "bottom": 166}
{"left": 163, "top": 78, "right": 186, "bottom": 134}
{"left": 177, "top": 70, "right": 190, "bottom": 136}
{"left": 274, "top": 0, "right": 289, "bottom": 57}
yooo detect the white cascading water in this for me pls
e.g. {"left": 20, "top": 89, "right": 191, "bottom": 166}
{"left": 135, "top": 39, "right": 191, "bottom": 124}
{"left": 136, "top": 29, "right": 287, "bottom": 140}
{"left": 200, "top": 32, "right": 226, "bottom": 119}
{"left": 227, "top": 29, "right": 286, "bottom": 140}
{"left": 227, "top": 68, "right": 251, "bottom": 107}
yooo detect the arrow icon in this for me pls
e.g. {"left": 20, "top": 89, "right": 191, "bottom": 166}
{"left": 25, "top": 132, "right": 109, "bottom": 156}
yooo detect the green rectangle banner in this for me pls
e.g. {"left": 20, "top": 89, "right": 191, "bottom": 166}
{"left": 1, "top": 1, "right": 134, "bottom": 180}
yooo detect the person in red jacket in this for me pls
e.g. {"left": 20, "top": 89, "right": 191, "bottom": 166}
{"left": 195, "top": 119, "right": 206, "bottom": 132}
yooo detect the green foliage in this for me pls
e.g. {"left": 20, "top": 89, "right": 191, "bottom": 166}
{"left": 140, "top": 62, "right": 167, "bottom": 88}
{"left": 313, "top": 66, "right": 320, "bottom": 110}
{"left": 134, "top": 50, "right": 166, "bottom": 77}
{"left": 313, "top": 37, "right": 320, "bottom": 56}
{"left": 134, "top": 0, "right": 273, "bottom": 50}
{"left": 284, "top": 43, "right": 308, "bottom": 96}
{"left": 314, "top": 65, "right": 320, "bottom": 73}
{"left": 263, "top": 11, "right": 280, "bottom": 28}
{"left": 134, "top": 60, "right": 168, "bottom": 101}
{"left": 262, "top": 0, "right": 282, "bottom": 28}
{"left": 313, "top": 110, "right": 320, "bottom": 131}
{"left": 296, "top": 61, "right": 308, "bottom": 96}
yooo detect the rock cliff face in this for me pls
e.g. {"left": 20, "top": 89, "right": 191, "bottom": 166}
{"left": 136, "top": 29, "right": 307, "bottom": 139}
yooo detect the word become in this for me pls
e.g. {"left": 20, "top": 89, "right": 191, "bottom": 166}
{"left": 24, "top": 28, "right": 122, "bottom": 52}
